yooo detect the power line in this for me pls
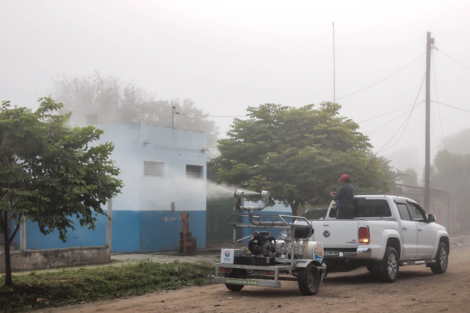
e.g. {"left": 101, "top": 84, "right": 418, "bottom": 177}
{"left": 357, "top": 104, "right": 415, "bottom": 124}
{"left": 176, "top": 112, "right": 247, "bottom": 118}
{"left": 367, "top": 102, "right": 423, "bottom": 135}
{"left": 375, "top": 72, "right": 426, "bottom": 155}
{"left": 434, "top": 47, "right": 470, "bottom": 70}
{"left": 432, "top": 54, "right": 446, "bottom": 150}
{"left": 336, "top": 52, "right": 426, "bottom": 101}
{"left": 432, "top": 101, "right": 470, "bottom": 113}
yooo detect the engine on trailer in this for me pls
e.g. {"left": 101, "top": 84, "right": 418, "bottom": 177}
{"left": 231, "top": 189, "right": 324, "bottom": 265}
{"left": 248, "top": 231, "right": 276, "bottom": 256}
{"left": 275, "top": 227, "right": 322, "bottom": 260}
{"left": 245, "top": 228, "right": 319, "bottom": 260}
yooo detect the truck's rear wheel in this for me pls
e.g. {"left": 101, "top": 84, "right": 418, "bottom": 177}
{"left": 224, "top": 269, "right": 246, "bottom": 292}
{"left": 430, "top": 242, "right": 448, "bottom": 274}
{"left": 297, "top": 263, "right": 321, "bottom": 295}
{"left": 379, "top": 246, "right": 399, "bottom": 283}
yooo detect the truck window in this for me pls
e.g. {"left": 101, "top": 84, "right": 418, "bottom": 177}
{"left": 353, "top": 199, "right": 391, "bottom": 217}
{"left": 396, "top": 203, "right": 412, "bottom": 221}
{"left": 407, "top": 202, "right": 426, "bottom": 222}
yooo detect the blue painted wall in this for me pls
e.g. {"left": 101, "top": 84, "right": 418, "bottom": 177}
{"left": 139, "top": 211, "right": 206, "bottom": 252}
{"left": 111, "top": 210, "right": 140, "bottom": 252}
{"left": 17, "top": 210, "right": 206, "bottom": 252}
{"left": 22, "top": 215, "right": 107, "bottom": 250}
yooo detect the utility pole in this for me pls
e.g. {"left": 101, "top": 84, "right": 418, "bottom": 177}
{"left": 332, "top": 22, "right": 336, "bottom": 103}
{"left": 424, "top": 32, "right": 434, "bottom": 209}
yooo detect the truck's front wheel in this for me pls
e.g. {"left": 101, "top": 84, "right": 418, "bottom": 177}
{"left": 379, "top": 246, "right": 399, "bottom": 283}
{"left": 430, "top": 242, "right": 448, "bottom": 274}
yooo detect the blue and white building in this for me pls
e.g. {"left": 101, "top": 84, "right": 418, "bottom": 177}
{"left": 14, "top": 123, "right": 208, "bottom": 252}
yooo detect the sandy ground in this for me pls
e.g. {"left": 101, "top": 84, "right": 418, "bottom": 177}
{"left": 32, "top": 236, "right": 470, "bottom": 313}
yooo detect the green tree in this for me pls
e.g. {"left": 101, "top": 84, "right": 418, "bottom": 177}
{"left": 209, "top": 103, "right": 386, "bottom": 215}
{"left": 401, "top": 168, "right": 418, "bottom": 186}
{"left": 362, "top": 153, "right": 402, "bottom": 193}
{"left": 52, "top": 71, "right": 219, "bottom": 148}
{"left": 431, "top": 150, "right": 470, "bottom": 197}
{"left": 0, "top": 98, "right": 123, "bottom": 286}
{"left": 439, "top": 128, "right": 470, "bottom": 155}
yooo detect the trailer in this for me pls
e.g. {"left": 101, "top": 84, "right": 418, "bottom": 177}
{"left": 210, "top": 190, "right": 327, "bottom": 295}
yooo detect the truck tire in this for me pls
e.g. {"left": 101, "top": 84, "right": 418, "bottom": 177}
{"left": 224, "top": 269, "right": 246, "bottom": 292}
{"left": 379, "top": 246, "right": 399, "bottom": 283}
{"left": 430, "top": 241, "right": 448, "bottom": 274}
{"left": 297, "top": 263, "right": 321, "bottom": 295}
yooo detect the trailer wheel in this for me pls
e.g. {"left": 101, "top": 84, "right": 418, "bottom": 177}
{"left": 224, "top": 269, "right": 246, "bottom": 292}
{"left": 297, "top": 263, "right": 321, "bottom": 295}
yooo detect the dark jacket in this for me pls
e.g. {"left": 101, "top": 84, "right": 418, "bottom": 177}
{"left": 333, "top": 183, "right": 355, "bottom": 211}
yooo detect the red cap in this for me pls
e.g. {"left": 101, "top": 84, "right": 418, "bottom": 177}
{"left": 338, "top": 174, "right": 349, "bottom": 182}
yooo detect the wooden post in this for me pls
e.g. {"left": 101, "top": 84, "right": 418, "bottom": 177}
{"left": 106, "top": 198, "right": 113, "bottom": 250}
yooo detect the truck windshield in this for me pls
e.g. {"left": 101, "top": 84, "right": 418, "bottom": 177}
{"left": 329, "top": 199, "right": 391, "bottom": 218}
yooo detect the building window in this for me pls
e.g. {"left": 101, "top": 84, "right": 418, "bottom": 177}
{"left": 186, "top": 165, "right": 203, "bottom": 179}
{"left": 86, "top": 114, "right": 98, "bottom": 125}
{"left": 144, "top": 161, "right": 164, "bottom": 177}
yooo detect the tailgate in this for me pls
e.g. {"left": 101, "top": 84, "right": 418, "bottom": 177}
{"left": 310, "top": 220, "right": 359, "bottom": 250}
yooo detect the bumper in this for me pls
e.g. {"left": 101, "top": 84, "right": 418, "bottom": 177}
{"left": 324, "top": 247, "right": 372, "bottom": 260}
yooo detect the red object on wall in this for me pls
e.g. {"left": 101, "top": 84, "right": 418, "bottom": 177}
{"left": 179, "top": 212, "right": 197, "bottom": 255}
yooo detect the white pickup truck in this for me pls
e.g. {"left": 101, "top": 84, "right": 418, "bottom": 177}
{"left": 302, "top": 195, "right": 449, "bottom": 282}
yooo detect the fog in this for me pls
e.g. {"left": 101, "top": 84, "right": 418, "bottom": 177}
{"left": 2, "top": 0, "right": 470, "bottom": 176}
{"left": 207, "top": 181, "right": 260, "bottom": 200}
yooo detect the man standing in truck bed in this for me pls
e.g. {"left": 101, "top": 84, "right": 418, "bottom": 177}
{"left": 330, "top": 174, "right": 355, "bottom": 219}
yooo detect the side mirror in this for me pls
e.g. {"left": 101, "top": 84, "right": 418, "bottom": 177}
{"left": 427, "top": 214, "right": 436, "bottom": 223}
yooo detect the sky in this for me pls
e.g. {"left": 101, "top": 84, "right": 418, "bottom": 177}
{"left": 1, "top": 0, "right": 470, "bottom": 175}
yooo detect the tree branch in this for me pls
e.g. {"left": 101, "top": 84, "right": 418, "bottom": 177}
{"left": 9, "top": 223, "right": 20, "bottom": 245}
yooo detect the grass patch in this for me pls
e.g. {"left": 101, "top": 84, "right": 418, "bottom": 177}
{"left": 0, "top": 260, "right": 215, "bottom": 312}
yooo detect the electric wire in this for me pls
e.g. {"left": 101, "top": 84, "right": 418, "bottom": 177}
{"left": 176, "top": 112, "right": 247, "bottom": 118}
{"left": 432, "top": 54, "right": 446, "bottom": 150}
{"left": 336, "top": 52, "right": 426, "bottom": 101}
{"left": 357, "top": 104, "right": 416, "bottom": 124}
{"left": 375, "top": 72, "right": 426, "bottom": 154}
{"left": 432, "top": 101, "right": 470, "bottom": 113}
{"left": 434, "top": 47, "right": 470, "bottom": 70}
{"left": 366, "top": 104, "right": 423, "bottom": 135}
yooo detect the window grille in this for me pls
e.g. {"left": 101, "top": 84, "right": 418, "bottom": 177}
{"left": 186, "top": 165, "right": 203, "bottom": 179}
{"left": 144, "top": 161, "right": 164, "bottom": 177}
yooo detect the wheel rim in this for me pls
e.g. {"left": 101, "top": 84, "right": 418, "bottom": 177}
{"left": 387, "top": 252, "right": 398, "bottom": 278}
{"left": 307, "top": 269, "right": 317, "bottom": 290}
{"left": 439, "top": 246, "right": 448, "bottom": 270}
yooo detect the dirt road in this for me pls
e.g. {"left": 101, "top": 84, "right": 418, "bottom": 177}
{"left": 35, "top": 239, "right": 470, "bottom": 313}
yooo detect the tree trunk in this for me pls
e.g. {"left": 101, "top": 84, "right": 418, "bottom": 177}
{"left": 290, "top": 200, "right": 300, "bottom": 216}
{"left": 2, "top": 211, "right": 13, "bottom": 286}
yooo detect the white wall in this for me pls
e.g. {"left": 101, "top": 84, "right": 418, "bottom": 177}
{"left": 96, "top": 123, "right": 207, "bottom": 212}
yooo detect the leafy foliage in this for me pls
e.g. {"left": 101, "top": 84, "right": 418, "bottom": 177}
{"left": 0, "top": 98, "right": 122, "bottom": 285}
{"left": 371, "top": 154, "right": 403, "bottom": 192}
{"left": 401, "top": 168, "right": 419, "bottom": 186}
{"left": 210, "top": 103, "right": 387, "bottom": 215}
{"left": 52, "top": 71, "right": 219, "bottom": 148}
{"left": 431, "top": 150, "right": 470, "bottom": 201}
{"left": 439, "top": 128, "right": 470, "bottom": 155}
{"left": 0, "top": 260, "right": 214, "bottom": 312}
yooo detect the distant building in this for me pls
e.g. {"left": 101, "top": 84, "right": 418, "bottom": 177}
{"left": 13, "top": 123, "right": 208, "bottom": 252}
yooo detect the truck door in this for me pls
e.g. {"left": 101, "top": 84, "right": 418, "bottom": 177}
{"left": 396, "top": 202, "right": 418, "bottom": 260}
{"left": 407, "top": 202, "right": 436, "bottom": 259}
